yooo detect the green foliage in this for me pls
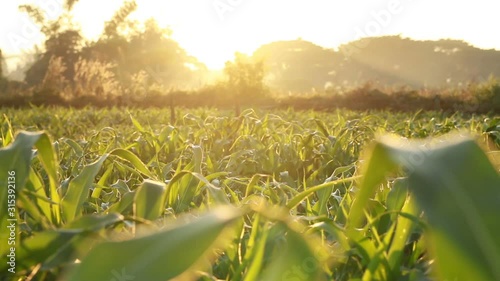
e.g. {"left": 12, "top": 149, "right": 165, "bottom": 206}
{"left": 65, "top": 206, "right": 243, "bottom": 281}
{"left": 0, "top": 108, "right": 498, "bottom": 280}
{"left": 350, "top": 135, "right": 500, "bottom": 280}
{"left": 133, "top": 180, "right": 166, "bottom": 220}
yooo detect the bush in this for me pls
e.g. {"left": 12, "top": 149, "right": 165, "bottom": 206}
{"left": 72, "top": 58, "right": 121, "bottom": 100}
{"left": 475, "top": 76, "right": 500, "bottom": 112}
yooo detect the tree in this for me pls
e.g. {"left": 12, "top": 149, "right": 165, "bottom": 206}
{"left": 0, "top": 49, "right": 6, "bottom": 93}
{"left": 0, "top": 49, "right": 4, "bottom": 78}
{"left": 85, "top": 18, "right": 208, "bottom": 92}
{"left": 224, "top": 53, "right": 266, "bottom": 115}
{"left": 17, "top": 0, "right": 209, "bottom": 103}
{"left": 20, "top": 1, "right": 83, "bottom": 86}
{"left": 102, "top": 0, "right": 138, "bottom": 39}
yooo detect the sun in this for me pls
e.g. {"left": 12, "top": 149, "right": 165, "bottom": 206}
{"left": 166, "top": 31, "right": 232, "bottom": 70}
{"left": 75, "top": 0, "right": 337, "bottom": 70}
{"left": 73, "top": 0, "right": 243, "bottom": 70}
{"left": 131, "top": 1, "right": 247, "bottom": 70}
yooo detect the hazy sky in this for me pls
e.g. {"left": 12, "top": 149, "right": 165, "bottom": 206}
{"left": 1, "top": 0, "right": 499, "bottom": 70}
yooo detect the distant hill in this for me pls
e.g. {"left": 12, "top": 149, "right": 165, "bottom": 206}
{"left": 252, "top": 36, "right": 500, "bottom": 92}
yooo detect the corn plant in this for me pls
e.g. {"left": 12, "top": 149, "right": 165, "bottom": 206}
{"left": 0, "top": 108, "right": 498, "bottom": 281}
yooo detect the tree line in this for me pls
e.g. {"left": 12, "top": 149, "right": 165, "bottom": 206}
{"left": 0, "top": 0, "right": 499, "bottom": 113}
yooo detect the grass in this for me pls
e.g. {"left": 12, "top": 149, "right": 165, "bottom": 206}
{"left": 0, "top": 106, "right": 499, "bottom": 281}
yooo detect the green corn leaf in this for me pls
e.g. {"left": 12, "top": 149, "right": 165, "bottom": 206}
{"left": 64, "top": 206, "right": 243, "bottom": 281}
{"left": 353, "top": 134, "right": 500, "bottom": 281}
{"left": 0, "top": 131, "right": 59, "bottom": 262}
{"left": 287, "top": 176, "right": 361, "bottom": 210}
{"left": 61, "top": 155, "right": 107, "bottom": 223}
{"left": 109, "top": 148, "right": 154, "bottom": 179}
{"left": 129, "top": 113, "right": 145, "bottom": 132}
{"left": 260, "top": 223, "right": 326, "bottom": 281}
{"left": 0, "top": 213, "right": 123, "bottom": 272}
{"left": 133, "top": 180, "right": 167, "bottom": 221}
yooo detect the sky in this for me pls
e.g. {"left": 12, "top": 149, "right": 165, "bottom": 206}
{"left": 1, "top": 0, "right": 499, "bottom": 71}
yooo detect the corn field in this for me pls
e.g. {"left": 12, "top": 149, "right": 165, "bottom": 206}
{"left": 0, "top": 107, "right": 499, "bottom": 281}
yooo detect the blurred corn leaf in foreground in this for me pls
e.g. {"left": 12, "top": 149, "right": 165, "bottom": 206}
{"left": 0, "top": 132, "right": 60, "bottom": 264}
{"left": 64, "top": 206, "right": 243, "bottom": 281}
{"left": 350, "top": 134, "right": 500, "bottom": 281}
